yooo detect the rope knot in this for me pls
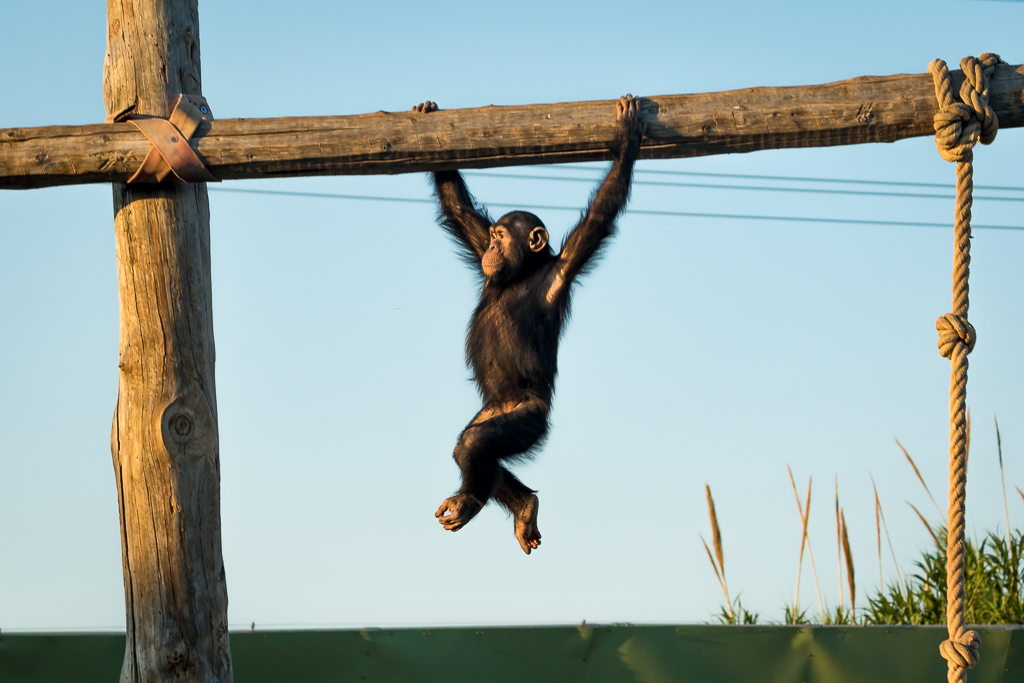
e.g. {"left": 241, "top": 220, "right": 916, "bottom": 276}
{"left": 928, "top": 54, "right": 1004, "bottom": 162}
{"left": 940, "top": 630, "right": 981, "bottom": 670}
{"left": 936, "top": 313, "right": 976, "bottom": 358}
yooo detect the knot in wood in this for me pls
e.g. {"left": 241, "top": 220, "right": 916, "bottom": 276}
{"left": 170, "top": 412, "right": 195, "bottom": 441}
{"left": 163, "top": 403, "right": 198, "bottom": 447}
{"left": 159, "top": 392, "right": 215, "bottom": 462}
{"left": 166, "top": 641, "right": 189, "bottom": 671}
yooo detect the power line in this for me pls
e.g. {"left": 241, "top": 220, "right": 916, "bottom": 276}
{"left": 544, "top": 163, "right": 1024, "bottom": 193}
{"left": 462, "top": 171, "right": 1024, "bottom": 202}
{"left": 208, "top": 187, "right": 1024, "bottom": 231}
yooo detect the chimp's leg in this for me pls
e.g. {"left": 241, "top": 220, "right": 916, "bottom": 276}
{"left": 493, "top": 468, "right": 542, "bottom": 554}
{"left": 435, "top": 397, "right": 548, "bottom": 550}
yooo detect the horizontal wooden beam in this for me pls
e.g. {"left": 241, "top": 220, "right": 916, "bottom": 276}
{"left": 3, "top": 64, "right": 1024, "bottom": 190}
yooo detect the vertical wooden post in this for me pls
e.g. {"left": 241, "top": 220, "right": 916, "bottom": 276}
{"left": 104, "top": 1, "right": 231, "bottom": 681}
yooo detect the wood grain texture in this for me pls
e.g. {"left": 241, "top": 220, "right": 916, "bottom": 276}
{"left": 3, "top": 64, "right": 1023, "bottom": 189}
{"left": 105, "top": 1, "right": 232, "bottom": 681}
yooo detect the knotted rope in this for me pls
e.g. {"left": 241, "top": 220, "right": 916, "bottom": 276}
{"left": 928, "top": 52, "right": 1003, "bottom": 683}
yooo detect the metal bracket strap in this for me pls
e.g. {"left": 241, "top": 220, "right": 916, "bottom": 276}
{"left": 106, "top": 94, "right": 218, "bottom": 184}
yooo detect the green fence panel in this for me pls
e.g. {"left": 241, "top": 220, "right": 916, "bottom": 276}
{"left": 0, "top": 633, "right": 123, "bottom": 683}
{"left": 1, "top": 625, "right": 1021, "bottom": 682}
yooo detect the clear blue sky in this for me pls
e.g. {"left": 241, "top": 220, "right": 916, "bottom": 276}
{"left": 2, "top": 0, "right": 1023, "bottom": 631}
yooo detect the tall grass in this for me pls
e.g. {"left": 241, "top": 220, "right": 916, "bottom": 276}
{"left": 700, "top": 484, "right": 758, "bottom": 625}
{"left": 787, "top": 466, "right": 823, "bottom": 622}
{"left": 873, "top": 481, "right": 882, "bottom": 588}
{"left": 866, "top": 527, "right": 1024, "bottom": 625}
{"left": 906, "top": 502, "right": 941, "bottom": 548}
{"left": 895, "top": 439, "right": 944, "bottom": 522}
{"left": 867, "top": 417, "right": 1023, "bottom": 625}
{"left": 700, "top": 484, "right": 731, "bottom": 620}
{"left": 841, "top": 508, "right": 855, "bottom": 620}
{"left": 700, "top": 414, "right": 1021, "bottom": 625}
{"left": 835, "top": 476, "right": 843, "bottom": 614}
{"left": 996, "top": 417, "right": 1013, "bottom": 565}
{"left": 871, "top": 475, "right": 906, "bottom": 597}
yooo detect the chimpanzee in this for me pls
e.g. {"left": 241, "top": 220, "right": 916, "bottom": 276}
{"left": 412, "top": 95, "right": 645, "bottom": 554}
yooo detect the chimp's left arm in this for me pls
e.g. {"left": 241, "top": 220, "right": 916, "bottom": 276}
{"left": 546, "top": 95, "right": 645, "bottom": 299}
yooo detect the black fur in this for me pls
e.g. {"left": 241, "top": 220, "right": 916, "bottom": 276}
{"left": 430, "top": 114, "right": 643, "bottom": 515}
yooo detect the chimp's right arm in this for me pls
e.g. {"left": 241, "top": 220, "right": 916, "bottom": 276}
{"left": 412, "top": 101, "right": 492, "bottom": 268}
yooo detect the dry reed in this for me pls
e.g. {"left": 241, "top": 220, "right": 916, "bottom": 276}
{"left": 895, "top": 438, "right": 944, "bottom": 522}
{"left": 906, "top": 501, "right": 941, "bottom": 548}
{"left": 787, "top": 465, "right": 824, "bottom": 622}
{"left": 873, "top": 480, "right": 882, "bottom": 588}
{"left": 835, "top": 476, "right": 843, "bottom": 611}
{"left": 870, "top": 474, "right": 906, "bottom": 597}
{"left": 841, "top": 508, "right": 855, "bottom": 619}
{"left": 966, "top": 407, "right": 972, "bottom": 472}
{"left": 701, "top": 484, "right": 733, "bottom": 620}
{"left": 996, "top": 416, "right": 1012, "bottom": 560}
{"left": 699, "top": 537, "right": 727, "bottom": 600}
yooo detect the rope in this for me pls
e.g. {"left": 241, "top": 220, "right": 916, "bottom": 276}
{"left": 928, "top": 52, "right": 1003, "bottom": 683}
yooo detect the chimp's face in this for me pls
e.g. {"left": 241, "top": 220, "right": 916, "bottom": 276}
{"left": 481, "top": 213, "right": 549, "bottom": 284}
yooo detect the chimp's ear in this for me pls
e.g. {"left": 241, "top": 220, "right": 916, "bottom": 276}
{"left": 528, "top": 226, "right": 549, "bottom": 253}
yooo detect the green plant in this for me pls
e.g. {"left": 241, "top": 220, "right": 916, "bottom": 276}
{"left": 820, "top": 604, "right": 856, "bottom": 625}
{"left": 704, "top": 417, "right": 1024, "bottom": 626}
{"left": 783, "top": 605, "right": 810, "bottom": 625}
{"left": 865, "top": 527, "right": 1024, "bottom": 625}
{"left": 716, "top": 596, "right": 759, "bottom": 625}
